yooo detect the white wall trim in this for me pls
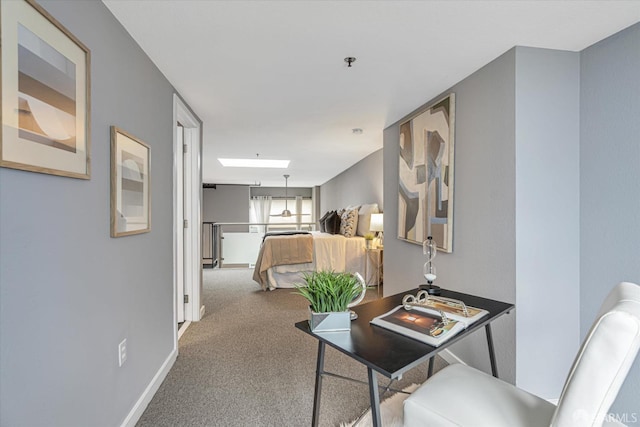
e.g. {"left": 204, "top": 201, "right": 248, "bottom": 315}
{"left": 172, "top": 96, "right": 182, "bottom": 352}
{"left": 177, "top": 321, "right": 191, "bottom": 340}
{"left": 186, "top": 126, "right": 202, "bottom": 321}
{"left": 439, "top": 349, "right": 467, "bottom": 366}
{"left": 200, "top": 305, "right": 206, "bottom": 319}
{"left": 120, "top": 349, "right": 177, "bottom": 427}
{"left": 174, "top": 94, "right": 202, "bottom": 323}
{"left": 173, "top": 94, "right": 203, "bottom": 329}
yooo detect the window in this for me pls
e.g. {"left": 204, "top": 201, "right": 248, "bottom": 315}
{"left": 268, "top": 197, "right": 313, "bottom": 230}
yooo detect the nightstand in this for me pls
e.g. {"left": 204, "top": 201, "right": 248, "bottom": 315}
{"left": 364, "top": 247, "right": 383, "bottom": 295}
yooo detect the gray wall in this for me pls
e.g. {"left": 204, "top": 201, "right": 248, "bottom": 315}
{"left": 203, "top": 185, "right": 250, "bottom": 232}
{"left": 203, "top": 185, "right": 315, "bottom": 231}
{"left": 251, "top": 186, "right": 312, "bottom": 198}
{"left": 0, "top": 1, "right": 187, "bottom": 425}
{"left": 383, "top": 49, "right": 518, "bottom": 384}
{"left": 514, "top": 47, "right": 581, "bottom": 398}
{"left": 580, "top": 22, "right": 640, "bottom": 417}
{"left": 320, "top": 149, "right": 383, "bottom": 213}
{"left": 383, "top": 47, "right": 582, "bottom": 399}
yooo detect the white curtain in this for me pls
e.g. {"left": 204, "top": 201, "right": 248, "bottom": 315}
{"left": 295, "top": 195, "right": 303, "bottom": 228}
{"left": 250, "top": 196, "right": 272, "bottom": 233}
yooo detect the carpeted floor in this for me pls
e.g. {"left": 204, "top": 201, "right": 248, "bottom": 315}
{"left": 136, "top": 269, "right": 445, "bottom": 426}
{"left": 340, "top": 384, "right": 420, "bottom": 427}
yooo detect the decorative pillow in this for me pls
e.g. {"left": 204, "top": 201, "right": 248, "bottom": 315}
{"left": 322, "top": 211, "right": 334, "bottom": 234}
{"left": 318, "top": 211, "right": 330, "bottom": 233}
{"left": 356, "top": 203, "right": 380, "bottom": 236}
{"left": 324, "top": 211, "right": 341, "bottom": 234}
{"left": 340, "top": 208, "right": 359, "bottom": 238}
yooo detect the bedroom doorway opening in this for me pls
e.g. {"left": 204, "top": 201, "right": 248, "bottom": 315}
{"left": 173, "top": 94, "right": 202, "bottom": 344}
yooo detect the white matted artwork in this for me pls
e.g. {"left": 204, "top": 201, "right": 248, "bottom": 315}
{"left": 0, "top": 0, "right": 90, "bottom": 179}
{"left": 111, "top": 127, "right": 150, "bottom": 237}
{"left": 398, "top": 93, "right": 455, "bottom": 252}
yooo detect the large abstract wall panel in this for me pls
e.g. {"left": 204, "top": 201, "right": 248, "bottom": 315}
{"left": 398, "top": 93, "right": 455, "bottom": 252}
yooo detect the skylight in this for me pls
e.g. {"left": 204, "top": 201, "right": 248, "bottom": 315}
{"left": 218, "top": 158, "right": 290, "bottom": 168}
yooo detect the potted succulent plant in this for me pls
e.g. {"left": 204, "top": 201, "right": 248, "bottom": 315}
{"left": 295, "top": 271, "right": 366, "bottom": 332}
{"left": 364, "top": 232, "right": 375, "bottom": 249}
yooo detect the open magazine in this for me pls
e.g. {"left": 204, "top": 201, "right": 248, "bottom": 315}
{"left": 370, "top": 291, "right": 489, "bottom": 347}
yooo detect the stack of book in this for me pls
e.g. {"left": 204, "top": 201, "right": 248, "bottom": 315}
{"left": 370, "top": 291, "right": 489, "bottom": 347}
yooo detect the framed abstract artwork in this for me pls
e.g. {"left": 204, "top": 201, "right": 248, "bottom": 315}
{"left": 398, "top": 93, "right": 455, "bottom": 252}
{"left": 0, "top": 0, "right": 91, "bottom": 179}
{"left": 111, "top": 127, "right": 150, "bottom": 237}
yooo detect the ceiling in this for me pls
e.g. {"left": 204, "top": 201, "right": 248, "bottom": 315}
{"left": 103, "top": 1, "right": 640, "bottom": 188}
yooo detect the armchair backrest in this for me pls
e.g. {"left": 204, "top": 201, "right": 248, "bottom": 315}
{"left": 552, "top": 282, "right": 640, "bottom": 426}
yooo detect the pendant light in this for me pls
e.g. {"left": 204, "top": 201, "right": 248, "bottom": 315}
{"left": 281, "top": 174, "right": 292, "bottom": 217}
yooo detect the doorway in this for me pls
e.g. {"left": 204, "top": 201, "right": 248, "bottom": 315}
{"left": 173, "top": 94, "right": 202, "bottom": 344}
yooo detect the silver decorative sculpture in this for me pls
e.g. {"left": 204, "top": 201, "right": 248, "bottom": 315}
{"left": 421, "top": 236, "right": 441, "bottom": 295}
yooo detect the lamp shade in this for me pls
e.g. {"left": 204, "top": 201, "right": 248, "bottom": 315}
{"left": 369, "top": 213, "right": 384, "bottom": 232}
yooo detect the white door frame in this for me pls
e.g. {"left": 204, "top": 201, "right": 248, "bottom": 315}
{"left": 176, "top": 124, "right": 185, "bottom": 324}
{"left": 173, "top": 94, "right": 203, "bottom": 346}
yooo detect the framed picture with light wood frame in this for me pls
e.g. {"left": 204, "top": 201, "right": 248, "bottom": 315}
{"left": 0, "top": 0, "right": 91, "bottom": 179}
{"left": 111, "top": 126, "right": 150, "bottom": 237}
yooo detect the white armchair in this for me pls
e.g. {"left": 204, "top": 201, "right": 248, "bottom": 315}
{"left": 404, "top": 282, "right": 640, "bottom": 427}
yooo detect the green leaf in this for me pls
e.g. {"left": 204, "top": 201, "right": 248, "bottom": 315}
{"left": 294, "top": 270, "right": 362, "bottom": 313}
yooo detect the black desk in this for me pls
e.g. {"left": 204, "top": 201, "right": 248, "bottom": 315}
{"left": 295, "top": 288, "right": 514, "bottom": 427}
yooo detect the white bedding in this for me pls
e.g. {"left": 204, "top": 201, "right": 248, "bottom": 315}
{"left": 265, "top": 232, "right": 366, "bottom": 290}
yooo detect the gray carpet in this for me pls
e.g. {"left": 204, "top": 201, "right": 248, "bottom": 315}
{"left": 136, "top": 269, "right": 445, "bottom": 427}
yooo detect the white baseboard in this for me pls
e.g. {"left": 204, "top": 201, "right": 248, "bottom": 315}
{"left": 200, "top": 304, "right": 206, "bottom": 319}
{"left": 120, "top": 349, "right": 177, "bottom": 427}
{"left": 439, "top": 349, "right": 467, "bottom": 366}
{"left": 178, "top": 321, "right": 191, "bottom": 340}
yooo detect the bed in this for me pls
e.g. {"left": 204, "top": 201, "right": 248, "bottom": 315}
{"left": 253, "top": 231, "right": 366, "bottom": 290}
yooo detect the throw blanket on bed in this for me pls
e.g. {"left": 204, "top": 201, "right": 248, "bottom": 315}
{"left": 261, "top": 230, "right": 310, "bottom": 243}
{"left": 253, "top": 234, "right": 314, "bottom": 287}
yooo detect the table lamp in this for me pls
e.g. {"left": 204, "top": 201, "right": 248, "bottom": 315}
{"left": 369, "top": 213, "right": 384, "bottom": 247}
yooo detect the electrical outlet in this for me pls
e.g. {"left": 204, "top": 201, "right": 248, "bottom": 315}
{"left": 118, "top": 339, "right": 127, "bottom": 367}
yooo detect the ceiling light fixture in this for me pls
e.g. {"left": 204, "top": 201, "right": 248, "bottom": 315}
{"left": 281, "top": 174, "right": 292, "bottom": 218}
{"left": 218, "top": 158, "right": 290, "bottom": 168}
{"left": 344, "top": 57, "right": 356, "bottom": 67}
